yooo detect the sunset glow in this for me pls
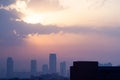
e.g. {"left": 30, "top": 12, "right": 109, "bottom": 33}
{"left": 22, "top": 14, "right": 44, "bottom": 24}
{"left": 1, "top": 0, "right": 119, "bottom": 26}
{"left": 0, "top": 0, "right": 120, "bottom": 76}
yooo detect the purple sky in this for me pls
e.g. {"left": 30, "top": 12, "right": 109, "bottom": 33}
{"left": 0, "top": 0, "right": 120, "bottom": 72}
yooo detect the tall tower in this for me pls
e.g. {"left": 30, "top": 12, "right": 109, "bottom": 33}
{"left": 31, "top": 60, "right": 37, "bottom": 76}
{"left": 60, "top": 61, "right": 66, "bottom": 76}
{"left": 7, "top": 57, "right": 14, "bottom": 78}
{"left": 49, "top": 53, "right": 57, "bottom": 74}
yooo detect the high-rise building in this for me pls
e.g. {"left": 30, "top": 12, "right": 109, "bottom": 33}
{"left": 70, "top": 61, "right": 98, "bottom": 80}
{"left": 60, "top": 61, "right": 66, "bottom": 76}
{"left": 42, "top": 64, "right": 49, "bottom": 74}
{"left": 31, "top": 60, "right": 37, "bottom": 76}
{"left": 49, "top": 53, "right": 57, "bottom": 74}
{"left": 7, "top": 57, "right": 14, "bottom": 78}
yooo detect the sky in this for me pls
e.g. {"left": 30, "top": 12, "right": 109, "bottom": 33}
{"left": 0, "top": 0, "right": 120, "bottom": 72}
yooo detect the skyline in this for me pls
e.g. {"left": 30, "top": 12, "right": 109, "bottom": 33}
{"left": 0, "top": 54, "right": 69, "bottom": 78}
{"left": 0, "top": 0, "right": 120, "bottom": 74}
{"left": 0, "top": 53, "right": 115, "bottom": 72}
{"left": 0, "top": 53, "right": 114, "bottom": 78}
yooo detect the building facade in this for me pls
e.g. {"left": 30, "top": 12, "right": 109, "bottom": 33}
{"left": 60, "top": 61, "right": 66, "bottom": 76}
{"left": 49, "top": 54, "right": 57, "bottom": 74}
{"left": 7, "top": 57, "right": 14, "bottom": 78}
{"left": 31, "top": 60, "right": 37, "bottom": 76}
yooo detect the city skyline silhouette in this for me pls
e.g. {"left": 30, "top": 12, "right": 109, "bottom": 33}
{"left": 0, "top": 53, "right": 69, "bottom": 79}
{"left": 0, "top": 53, "right": 119, "bottom": 79}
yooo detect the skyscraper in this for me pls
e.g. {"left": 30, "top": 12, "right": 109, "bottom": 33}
{"left": 60, "top": 61, "right": 66, "bottom": 77}
{"left": 31, "top": 60, "right": 37, "bottom": 76}
{"left": 7, "top": 57, "right": 14, "bottom": 78}
{"left": 49, "top": 53, "right": 57, "bottom": 74}
{"left": 42, "top": 64, "right": 49, "bottom": 74}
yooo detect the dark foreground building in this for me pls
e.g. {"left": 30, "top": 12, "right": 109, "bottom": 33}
{"left": 70, "top": 61, "right": 98, "bottom": 80}
{"left": 70, "top": 61, "right": 120, "bottom": 80}
{"left": 98, "top": 67, "right": 120, "bottom": 80}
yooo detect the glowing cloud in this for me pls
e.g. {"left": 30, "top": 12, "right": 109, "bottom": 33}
{"left": 23, "top": 32, "right": 83, "bottom": 46}
{"left": 0, "top": 0, "right": 120, "bottom": 27}
{"left": 27, "top": 0, "right": 61, "bottom": 12}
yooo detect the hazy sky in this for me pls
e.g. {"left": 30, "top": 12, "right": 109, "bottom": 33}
{"left": 0, "top": 0, "right": 120, "bottom": 72}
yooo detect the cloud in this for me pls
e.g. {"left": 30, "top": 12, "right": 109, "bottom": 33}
{"left": 0, "top": 10, "right": 23, "bottom": 46}
{"left": 27, "top": 0, "right": 61, "bottom": 12}
{"left": 0, "top": 19, "right": 120, "bottom": 47}
{"left": 0, "top": 0, "right": 15, "bottom": 6}
{"left": 0, "top": 3, "right": 120, "bottom": 47}
{"left": 0, "top": 0, "right": 120, "bottom": 26}
{"left": 0, "top": 0, "right": 64, "bottom": 24}
{"left": 0, "top": 0, "right": 62, "bottom": 13}
{"left": 87, "top": 0, "right": 109, "bottom": 9}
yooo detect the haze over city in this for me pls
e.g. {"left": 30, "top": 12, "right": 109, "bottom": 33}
{"left": 0, "top": 0, "right": 120, "bottom": 78}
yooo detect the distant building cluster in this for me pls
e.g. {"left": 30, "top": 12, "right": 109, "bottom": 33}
{"left": 99, "top": 62, "right": 112, "bottom": 66}
{"left": 0, "top": 54, "right": 69, "bottom": 79}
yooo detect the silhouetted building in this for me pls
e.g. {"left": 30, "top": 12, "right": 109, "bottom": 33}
{"left": 42, "top": 64, "right": 49, "bottom": 74}
{"left": 99, "top": 62, "right": 112, "bottom": 67}
{"left": 70, "top": 61, "right": 98, "bottom": 80}
{"left": 98, "top": 67, "right": 120, "bottom": 80}
{"left": 49, "top": 53, "right": 57, "bottom": 74}
{"left": 70, "top": 61, "right": 120, "bottom": 80}
{"left": 60, "top": 61, "right": 66, "bottom": 77}
{"left": 6, "top": 57, "right": 14, "bottom": 78}
{"left": 31, "top": 60, "right": 37, "bottom": 76}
